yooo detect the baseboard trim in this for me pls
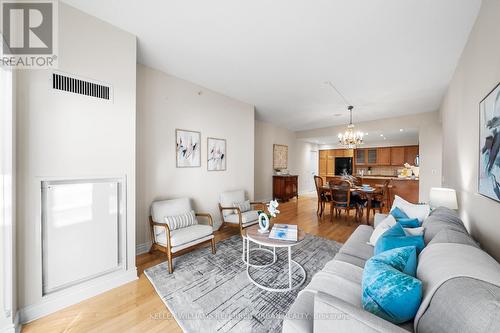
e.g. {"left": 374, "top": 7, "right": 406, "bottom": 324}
{"left": 18, "top": 269, "right": 137, "bottom": 324}
{"left": 136, "top": 241, "right": 152, "bottom": 255}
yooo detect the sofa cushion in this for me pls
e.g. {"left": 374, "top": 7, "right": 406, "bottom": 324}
{"left": 422, "top": 207, "right": 468, "bottom": 244}
{"left": 375, "top": 223, "right": 425, "bottom": 255}
{"left": 362, "top": 246, "right": 422, "bottom": 324}
{"left": 282, "top": 290, "right": 315, "bottom": 333}
{"left": 156, "top": 224, "right": 213, "bottom": 247}
{"left": 338, "top": 225, "right": 374, "bottom": 261}
{"left": 333, "top": 252, "right": 367, "bottom": 269}
{"left": 151, "top": 197, "right": 192, "bottom": 222}
{"left": 224, "top": 210, "right": 259, "bottom": 224}
{"left": 321, "top": 260, "right": 364, "bottom": 285}
{"left": 219, "top": 190, "right": 245, "bottom": 217}
{"left": 427, "top": 228, "right": 479, "bottom": 248}
{"left": 306, "top": 271, "right": 363, "bottom": 307}
{"left": 417, "top": 277, "right": 500, "bottom": 333}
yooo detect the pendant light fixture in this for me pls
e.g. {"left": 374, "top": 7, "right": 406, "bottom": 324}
{"left": 338, "top": 105, "right": 363, "bottom": 148}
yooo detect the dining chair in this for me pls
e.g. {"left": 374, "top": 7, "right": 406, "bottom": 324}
{"left": 370, "top": 180, "right": 391, "bottom": 214}
{"left": 330, "top": 180, "right": 358, "bottom": 222}
{"left": 314, "top": 176, "right": 331, "bottom": 217}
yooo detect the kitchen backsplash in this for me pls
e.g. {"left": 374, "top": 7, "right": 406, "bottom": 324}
{"left": 355, "top": 166, "right": 402, "bottom": 176}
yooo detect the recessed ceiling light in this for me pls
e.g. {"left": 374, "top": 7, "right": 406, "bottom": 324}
{"left": 380, "top": 134, "right": 384, "bottom": 137}
{"left": 365, "top": 132, "right": 369, "bottom": 136}
{"left": 383, "top": 137, "right": 387, "bottom": 140}
{"left": 399, "top": 128, "right": 404, "bottom": 132}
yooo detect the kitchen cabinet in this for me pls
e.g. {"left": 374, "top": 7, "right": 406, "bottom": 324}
{"left": 319, "top": 150, "right": 327, "bottom": 182}
{"left": 405, "top": 146, "right": 419, "bottom": 165}
{"left": 391, "top": 147, "right": 405, "bottom": 166}
{"left": 377, "top": 147, "right": 391, "bottom": 165}
{"left": 326, "top": 150, "right": 335, "bottom": 176}
{"left": 367, "top": 148, "right": 377, "bottom": 164}
{"left": 343, "top": 149, "right": 354, "bottom": 157}
{"left": 355, "top": 149, "right": 366, "bottom": 165}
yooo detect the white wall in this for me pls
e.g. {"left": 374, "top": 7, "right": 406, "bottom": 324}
{"left": 440, "top": 0, "right": 500, "bottom": 261}
{"left": 15, "top": 3, "right": 137, "bottom": 322}
{"left": 255, "top": 120, "right": 318, "bottom": 201}
{"left": 0, "top": 68, "right": 16, "bottom": 333}
{"left": 136, "top": 64, "right": 255, "bottom": 247}
{"left": 297, "top": 112, "right": 442, "bottom": 202}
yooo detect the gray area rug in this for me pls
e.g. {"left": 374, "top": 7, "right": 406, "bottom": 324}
{"left": 145, "top": 234, "right": 341, "bottom": 333}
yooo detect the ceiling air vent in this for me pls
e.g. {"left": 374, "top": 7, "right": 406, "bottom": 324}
{"left": 52, "top": 72, "right": 112, "bottom": 101}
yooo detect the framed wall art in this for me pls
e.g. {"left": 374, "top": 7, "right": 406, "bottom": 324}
{"left": 479, "top": 82, "right": 500, "bottom": 201}
{"left": 176, "top": 129, "right": 201, "bottom": 168}
{"left": 207, "top": 137, "right": 226, "bottom": 171}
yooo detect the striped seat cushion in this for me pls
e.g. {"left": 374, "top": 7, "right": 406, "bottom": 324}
{"left": 164, "top": 210, "right": 198, "bottom": 230}
{"left": 233, "top": 200, "right": 251, "bottom": 213}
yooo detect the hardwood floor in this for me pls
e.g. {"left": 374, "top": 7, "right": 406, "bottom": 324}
{"left": 22, "top": 193, "right": 361, "bottom": 333}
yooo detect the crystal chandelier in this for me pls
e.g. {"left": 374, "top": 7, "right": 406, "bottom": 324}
{"left": 338, "top": 105, "right": 363, "bottom": 148}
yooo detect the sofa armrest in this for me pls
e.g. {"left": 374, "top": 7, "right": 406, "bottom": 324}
{"left": 313, "top": 292, "right": 408, "bottom": 333}
{"left": 373, "top": 213, "right": 388, "bottom": 228}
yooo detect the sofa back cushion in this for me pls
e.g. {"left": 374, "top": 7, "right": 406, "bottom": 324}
{"left": 417, "top": 277, "right": 500, "bottom": 333}
{"left": 415, "top": 242, "right": 500, "bottom": 333}
{"left": 428, "top": 229, "right": 479, "bottom": 248}
{"left": 422, "top": 207, "right": 468, "bottom": 244}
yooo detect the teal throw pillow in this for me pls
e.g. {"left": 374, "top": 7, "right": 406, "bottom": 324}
{"left": 362, "top": 246, "right": 422, "bottom": 324}
{"left": 375, "top": 223, "right": 425, "bottom": 255}
{"left": 390, "top": 206, "right": 409, "bottom": 220}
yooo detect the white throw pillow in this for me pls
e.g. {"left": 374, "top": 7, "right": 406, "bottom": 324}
{"left": 164, "top": 210, "right": 198, "bottom": 230}
{"left": 404, "top": 227, "right": 424, "bottom": 236}
{"left": 391, "top": 195, "right": 430, "bottom": 222}
{"left": 368, "top": 215, "right": 397, "bottom": 246}
{"left": 233, "top": 200, "right": 251, "bottom": 213}
{"left": 368, "top": 215, "right": 425, "bottom": 246}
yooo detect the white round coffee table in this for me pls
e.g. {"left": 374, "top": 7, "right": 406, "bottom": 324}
{"left": 245, "top": 224, "right": 306, "bottom": 292}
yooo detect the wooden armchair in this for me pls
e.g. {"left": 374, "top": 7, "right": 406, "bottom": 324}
{"left": 218, "top": 190, "right": 265, "bottom": 235}
{"left": 149, "top": 198, "right": 216, "bottom": 273}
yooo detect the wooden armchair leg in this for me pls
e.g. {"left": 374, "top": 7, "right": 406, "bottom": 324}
{"left": 211, "top": 238, "right": 216, "bottom": 254}
{"left": 167, "top": 251, "right": 173, "bottom": 274}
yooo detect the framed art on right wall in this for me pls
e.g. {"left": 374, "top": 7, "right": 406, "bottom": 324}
{"left": 479, "top": 82, "right": 500, "bottom": 202}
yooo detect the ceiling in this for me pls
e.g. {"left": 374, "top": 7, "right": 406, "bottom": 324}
{"left": 306, "top": 128, "right": 419, "bottom": 146}
{"left": 63, "top": 0, "right": 481, "bottom": 131}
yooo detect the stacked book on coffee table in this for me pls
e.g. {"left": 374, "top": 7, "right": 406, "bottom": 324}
{"left": 269, "top": 224, "right": 298, "bottom": 241}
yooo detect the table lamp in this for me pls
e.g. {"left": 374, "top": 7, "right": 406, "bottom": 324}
{"left": 429, "top": 187, "right": 458, "bottom": 210}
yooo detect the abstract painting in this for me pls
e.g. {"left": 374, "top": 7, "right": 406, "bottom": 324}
{"left": 176, "top": 129, "right": 201, "bottom": 168}
{"left": 273, "top": 144, "right": 288, "bottom": 170}
{"left": 207, "top": 137, "right": 226, "bottom": 171}
{"left": 479, "top": 82, "right": 500, "bottom": 201}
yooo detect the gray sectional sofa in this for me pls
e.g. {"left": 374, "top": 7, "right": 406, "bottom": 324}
{"left": 283, "top": 207, "right": 500, "bottom": 333}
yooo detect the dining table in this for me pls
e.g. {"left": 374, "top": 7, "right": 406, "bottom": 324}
{"left": 320, "top": 183, "right": 392, "bottom": 225}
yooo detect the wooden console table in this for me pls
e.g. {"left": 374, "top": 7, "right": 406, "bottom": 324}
{"left": 273, "top": 175, "right": 298, "bottom": 202}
